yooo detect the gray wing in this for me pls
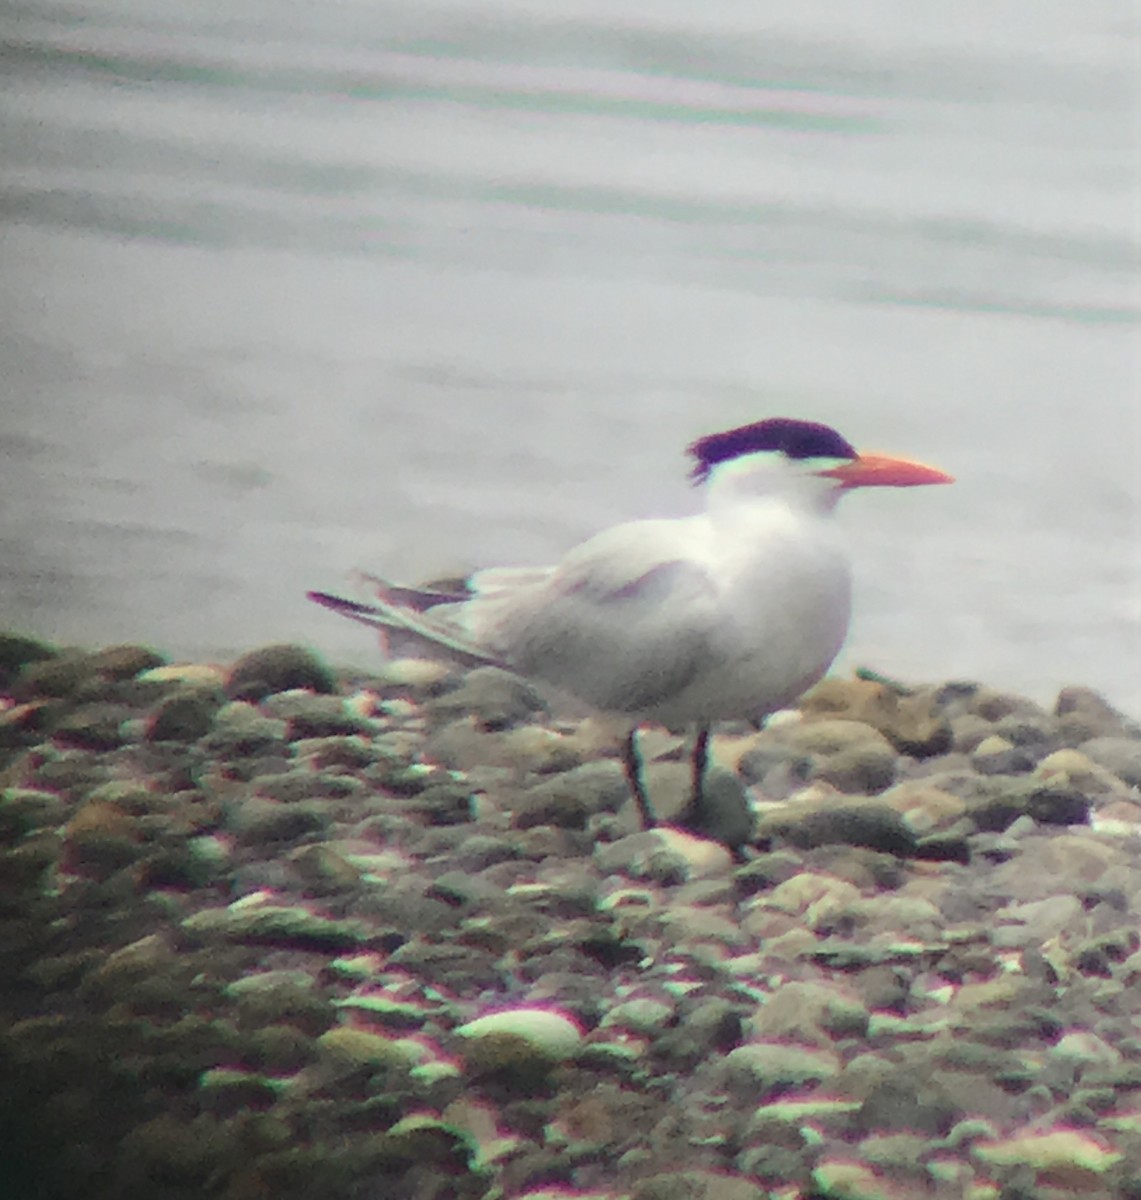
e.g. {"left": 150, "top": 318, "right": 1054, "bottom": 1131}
{"left": 502, "top": 557, "right": 719, "bottom": 715}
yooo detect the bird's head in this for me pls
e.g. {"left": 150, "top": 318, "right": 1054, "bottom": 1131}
{"left": 688, "top": 417, "right": 953, "bottom": 508}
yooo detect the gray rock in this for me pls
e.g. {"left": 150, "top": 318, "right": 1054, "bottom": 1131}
{"left": 1056, "top": 686, "right": 1138, "bottom": 738}
{"left": 633, "top": 1170, "right": 766, "bottom": 1200}
{"left": 406, "top": 781, "right": 475, "bottom": 825}
{"left": 426, "top": 666, "right": 546, "bottom": 728}
{"left": 12, "top": 651, "right": 100, "bottom": 700}
{"left": 679, "top": 768, "right": 755, "bottom": 849}
{"left": 655, "top": 997, "right": 745, "bottom": 1067}
{"left": 972, "top": 746, "right": 1038, "bottom": 775}
{"left": 84, "top": 644, "right": 167, "bottom": 680}
{"left": 256, "top": 769, "right": 367, "bottom": 803}
{"left": 913, "top": 831, "right": 972, "bottom": 864}
{"left": 0, "top": 788, "right": 68, "bottom": 840}
{"left": 135, "top": 839, "right": 229, "bottom": 890}
{"left": 1080, "top": 736, "right": 1141, "bottom": 788}
{"left": 512, "top": 781, "right": 592, "bottom": 831}
{"left": 147, "top": 686, "right": 223, "bottom": 741}
{"left": 1025, "top": 787, "right": 1090, "bottom": 826}
{"left": 224, "top": 797, "right": 332, "bottom": 844}
{"left": 226, "top": 643, "right": 336, "bottom": 700}
{"left": 0, "top": 632, "right": 57, "bottom": 677}
{"left": 752, "top": 981, "right": 870, "bottom": 1042}
{"left": 738, "top": 741, "right": 810, "bottom": 785}
{"left": 992, "top": 714, "right": 1059, "bottom": 748}
{"left": 810, "top": 744, "right": 898, "bottom": 794}
{"left": 197, "top": 1067, "right": 285, "bottom": 1116}
{"left": 424, "top": 869, "right": 504, "bottom": 909}
{"left": 52, "top": 703, "right": 132, "bottom": 751}
{"left": 725, "top": 1042, "right": 841, "bottom": 1096}
{"left": 966, "top": 781, "right": 1089, "bottom": 832}
{"left": 292, "top": 735, "right": 382, "bottom": 769}
{"left": 261, "top": 691, "right": 372, "bottom": 738}
{"left": 201, "top": 702, "right": 288, "bottom": 756}
{"left": 182, "top": 903, "right": 371, "bottom": 951}
{"left": 451, "top": 834, "right": 522, "bottom": 872}
{"left": 733, "top": 850, "right": 804, "bottom": 896}
{"left": 855, "top": 1074, "right": 957, "bottom": 1135}
{"left": 758, "top": 803, "right": 918, "bottom": 857}
{"left": 594, "top": 831, "right": 689, "bottom": 884}
{"left": 288, "top": 844, "right": 363, "bottom": 894}
{"left": 516, "top": 761, "right": 630, "bottom": 822}
{"left": 225, "top": 969, "right": 334, "bottom": 1035}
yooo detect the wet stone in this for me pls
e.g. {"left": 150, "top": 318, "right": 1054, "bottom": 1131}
{"left": 426, "top": 666, "right": 547, "bottom": 728}
{"left": 224, "top": 797, "right": 332, "bottom": 845}
{"left": 856, "top": 1073, "right": 959, "bottom": 1136}
{"left": 5, "top": 635, "right": 1141, "bottom": 1198}
{"left": 261, "top": 691, "right": 373, "bottom": 738}
{"left": 811, "top": 743, "right": 899, "bottom": 794}
{"left": 0, "top": 631, "right": 57, "bottom": 678}
{"left": 52, "top": 703, "right": 132, "bottom": 751}
{"left": 1080, "top": 737, "right": 1141, "bottom": 788}
{"left": 181, "top": 903, "right": 371, "bottom": 951}
{"left": 147, "top": 687, "right": 223, "bottom": 741}
{"left": 632, "top": 1170, "right": 766, "bottom": 1200}
{"left": 757, "top": 802, "right": 918, "bottom": 857}
{"left": 511, "top": 780, "right": 591, "bottom": 830}
{"left": 451, "top": 833, "right": 522, "bottom": 872}
{"left": 225, "top": 970, "right": 335, "bottom": 1035}
{"left": 678, "top": 768, "right": 755, "bottom": 849}
{"left": 63, "top": 800, "right": 142, "bottom": 875}
{"left": 733, "top": 849, "right": 804, "bottom": 895}
{"left": 12, "top": 652, "right": 104, "bottom": 700}
{"left": 1056, "top": 686, "right": 1138, "bottom": 738}
{"left": 84, "top": 644, "right": 168, "bottom": 680}
{"left": 798, "top": 677, "right": 953, "bottom": 758}
{"left": 293, "top": 734, "right": 382, "bottom": 769}
{"left": 226, "top": 643, "right": 337, "bottom": 701}
{"left": 202, "top": 702, "right": 288, "bottom": 755}
{"left": 405, "top": 781, "right": 475, "bottom": 825}
{"left": 725, "top": 1041, "right": 841, "bottom": 1097}
{"left": 0, "top": 787, "right": 67, "bottom": 840}
{"left": 289, "top": 844, "right": 362, "bottom": 893}
{"left": 972, "top": 745, "right": 1039, "bottom": 775}
{"left": 1025, "top": 786, "right": 1091, "bottom": 826}
{"left": 594, "top": 831, "right": 689, "bottom": 885}
{"left": 255, "top": 769, "right": 367, "bottom": 803}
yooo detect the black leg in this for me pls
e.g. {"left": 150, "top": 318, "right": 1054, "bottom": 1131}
{"left": 622, "top": 727, "right": 655, "bottom": 828}
{"left": 691, "top": 725, "right": 710, "bottom": 809}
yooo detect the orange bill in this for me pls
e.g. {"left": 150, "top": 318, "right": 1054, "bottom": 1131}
{"left": 818, "top": 453, "right": 955, "bottom": 488}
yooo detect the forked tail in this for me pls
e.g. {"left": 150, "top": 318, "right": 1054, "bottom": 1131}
{"left": 306, "top": 585, "right": 507, "bottom": 670}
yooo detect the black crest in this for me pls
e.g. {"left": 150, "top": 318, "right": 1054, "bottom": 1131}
{"left": 687, "top": 417, "right": 856, "bottom": 483}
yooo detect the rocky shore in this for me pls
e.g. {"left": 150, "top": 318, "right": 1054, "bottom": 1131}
{"left": 2, "top": 633, "right": 1140, "bottom": 1200}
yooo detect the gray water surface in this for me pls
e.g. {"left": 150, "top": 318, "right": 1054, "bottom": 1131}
{"left": 2, "top": 1, "right": 1139, "bottom": 710}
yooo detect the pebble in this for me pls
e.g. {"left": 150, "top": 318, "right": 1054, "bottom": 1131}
{"left": 426, "top": 665, "right": 547, "bottom": 728}
{"left": 3, "top": 634, "right": 1141, "bottom": 1200}
{"left": 225, "top": 643, "right": 337, "bottom": 700}
{"left": 801, "top": 677, "right": 953, "bottom": 756}
{"left": 757, "top": 799, "right": 918, "bottom": 856}
{"left": 725, "top": 1040, "right": 841, "bottom": 1095}
{"left": 1079, "top": 736, "right": 1141, "bottom": 787}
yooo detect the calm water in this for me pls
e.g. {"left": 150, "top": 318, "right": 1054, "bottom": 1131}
{"left": 2, "top": 0, "right": 1139, "bottom": 711}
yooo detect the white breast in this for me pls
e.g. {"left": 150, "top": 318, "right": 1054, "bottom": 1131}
{"left": 643, "top": 503, "right": 852, "bottom": 725}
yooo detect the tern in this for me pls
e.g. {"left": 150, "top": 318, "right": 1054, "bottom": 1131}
{"left": 310, "top": 417, "right": 953, "bottom": 829}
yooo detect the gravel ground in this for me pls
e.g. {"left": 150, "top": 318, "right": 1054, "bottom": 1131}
{"left": 2, "top": 633, "right": 1140, "bottom": 1200}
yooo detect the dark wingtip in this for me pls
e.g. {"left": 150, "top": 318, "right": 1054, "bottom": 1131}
{"left": 687, "top": 417, "right": 856, "bottom": 483}
{"left": 307, "top": 590, "right": 376, "bottom": 617}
